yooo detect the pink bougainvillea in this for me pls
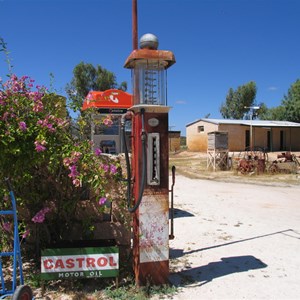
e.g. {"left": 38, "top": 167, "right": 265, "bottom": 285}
{"left": 3, "top": 222, "right": 12, "bottom": 232}
{"left": 0, "top": 73, "right": 124, "bottom": 247}
{"left": 19, "top": 121, "right": 27, "bottom": 131}
{"left": 34, "top": 140, "right": 47, "bottom": 152}
{"left": 31, "top": 207, "right": 51, "bottom": 224}
{"left": 98, "top": 197, "right": 107, "bottom": 206}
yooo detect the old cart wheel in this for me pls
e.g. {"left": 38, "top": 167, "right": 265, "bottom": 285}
{"left": 12, "top": 285, "right": 33, "bottom": 300}
{"left": 245, "top": 146, "right": 268, "bottom": 161}
{"left": 268, "top": 163, "right": 279, "bottom": 174}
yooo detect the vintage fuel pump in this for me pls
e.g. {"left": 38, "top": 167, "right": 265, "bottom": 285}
{"left": 122, "top": 33, "right": 176, "bottom": 285}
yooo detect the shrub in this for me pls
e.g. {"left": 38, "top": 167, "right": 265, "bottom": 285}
{"left": 0, "top": 75, "right": 124, "bottom": 252}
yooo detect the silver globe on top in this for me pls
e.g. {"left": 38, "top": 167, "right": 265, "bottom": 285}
{"left": 139, "top": 33, "right": 159, "bottom": 50}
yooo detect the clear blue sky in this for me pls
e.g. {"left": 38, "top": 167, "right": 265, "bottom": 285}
{"left": 1, "top": 0, "right": 300, "bottom": 135}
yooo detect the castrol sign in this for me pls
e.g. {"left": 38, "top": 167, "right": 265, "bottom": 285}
{"left": 41, "top": 247, "right": 118, "bottom": 280}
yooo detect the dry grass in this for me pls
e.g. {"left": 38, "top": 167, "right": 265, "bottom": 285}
{"left": 169, "top": 150, "right": 300, "bottom": 186}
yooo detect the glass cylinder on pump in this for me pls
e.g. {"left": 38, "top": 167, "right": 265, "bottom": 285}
{"left": 133, "top": 60, "right": 167, "bottom": 106}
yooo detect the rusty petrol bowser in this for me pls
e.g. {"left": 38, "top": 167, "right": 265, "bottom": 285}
{"left": 122, "top": 32, "right": 176, "bottom": 286}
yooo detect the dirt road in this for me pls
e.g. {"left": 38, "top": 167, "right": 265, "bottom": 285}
{"left": 168, "top": 175, "right": 300, "bottom": 299}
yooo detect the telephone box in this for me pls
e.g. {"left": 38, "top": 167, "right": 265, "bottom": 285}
{"left": 82, "top": 89, "right": 132, "bottom": 154}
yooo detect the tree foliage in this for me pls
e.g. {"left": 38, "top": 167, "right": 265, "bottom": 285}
{"left": 0, "top": 36, "right": 13, "bottom": 74}
{"left": 281, "top": 79, "right": 300, "bottom": 122}
{"left": 259, "top": 79, "right": 300, "bottom": 122}
{"left": 66, "top": 62, "right": 127, "bottom": 112}
{"left": 220, "top": 81, "right": 257, "bottom": 119}
{"left": 258, "top": 105, "right": 285, "bottom": 121}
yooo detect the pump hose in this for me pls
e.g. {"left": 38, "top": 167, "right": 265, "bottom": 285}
{"left": 121, "top": 109, "right": 147, "bottom": 213}
{"left": 121, "top": 117, "right": 132, "bottom": 206}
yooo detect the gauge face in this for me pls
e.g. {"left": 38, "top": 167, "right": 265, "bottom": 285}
{"left": 148, "top": 118, "right": 159, "bottom": 127}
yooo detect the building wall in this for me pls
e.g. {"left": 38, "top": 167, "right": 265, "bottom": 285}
{"left": 290, "top": 128, "right": 300, "bottom": 150}
{"left": 248, "top": 127, "right": 300, "bottom": 151}
{"left": 186, "top": 121, "right": 218, "bottom": 151}
{"left": 187, "top": 120, "right": 300, "bottom": 152}
{"left": 253, "top": 127, "right": 268, "bottom": 150}
{"left": 218, "top": 124, "right": 247, "bottom": 151}
{"left": 169, "top": 131, "right": 181, "bottom": 152}
{"left": 266, "top": 127, "right": 300, "bottom": 151}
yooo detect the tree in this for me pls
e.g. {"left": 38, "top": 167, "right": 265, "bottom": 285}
{"left": 220, "top": 81, "right": 257, "bottom": 119}
{"left": 258, "top": 105, "right": 286, "bottom": 121}
{"left": 259, "top": 79, "right": 300, "bottom": 122}
{"left": 66, "top": 62, "right": 127, "bottom": 112}
{"left": 0, "top": 37, "right": 13, "bottom": 74}
{"left": 281, "top": 79, "right": 300, "bottom": 123}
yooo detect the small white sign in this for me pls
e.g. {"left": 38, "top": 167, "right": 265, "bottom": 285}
{"left": 148, "top": 118, "right": 159, "bottom": 127}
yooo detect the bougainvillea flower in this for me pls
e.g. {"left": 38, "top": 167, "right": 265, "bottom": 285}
{"left": 3, "top": 222, "right": 12, "bottom": 232}
{"left": 22, "top": 229, "right": 30, "bottom": 239}
{"left": 68, "top": 165, "right": 79, "bottom": 178}
{"left": 72, "top": 178, "right": 81, "bottom": 187}
{"left": 63, "top": 157, "right": 71, "bottom": 167}
{"left": 94, "top": 148, "right": 102, "bottom": 156}
{"left": 110, "top": 164, "right": 117, "bottom": 174}
{"left": 98, "top": 197, "right": 107, "bottom": 206}
{"left": 19, "top": 121, "right": 27, "bottom": 131}
{"left": 34, "top": 141, "right": 46, "bottom": 152}
{"left": 102, "top": 164, "right": 109, "bottom": 172}
{"left": 31, "top": 207, "right": 51, "bottom": 223}
{"left": 103, "top": 117, "right": 113, "bottom": 126}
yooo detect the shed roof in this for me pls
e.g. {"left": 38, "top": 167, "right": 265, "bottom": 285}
{"left": 186, "top": 118, "right": 300, "bottom": 128}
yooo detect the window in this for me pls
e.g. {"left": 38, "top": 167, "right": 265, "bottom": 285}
{"left": 95, "top": 118, "right": 119, "bottom": 135}
{"left": 197, "top": 126, "right": 204, "bottom": 133}
{"left": 100, "top": 140, "right": 116, "bottom": 154}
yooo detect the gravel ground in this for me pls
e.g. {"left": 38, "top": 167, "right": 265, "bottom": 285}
{"left": 168, "top": 175, "right": 300, "bottom": 299}
{"left": 19, "top": 158, "right": 300, "bottom": 299}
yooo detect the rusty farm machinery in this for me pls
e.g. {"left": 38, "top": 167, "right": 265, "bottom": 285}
{"left": 234, "top": 147, "right": 300, "bottom": 175}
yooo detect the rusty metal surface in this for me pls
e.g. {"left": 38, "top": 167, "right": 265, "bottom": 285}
{"left": 269, "top": 152, "right": 300, "bottom": 174}
{"left": 132, "top": 0, "right": 138, "bottom": 50}
{"left": 124, "top": 49, "right": 176, "bottom": 69}
{"left": 131, "top": 111, "right": 170, "bottom": 286}
{"left": 277, "top": 151, "right": 295, "bottom": 161}
{"left": 238, "top": 159, "right": 255, "bottom": 174}
{"left": 137, "top": 260, "right": 169, "bottom": 286}
{"left": 237, "top": 147, "right": 267, "bottom": 175}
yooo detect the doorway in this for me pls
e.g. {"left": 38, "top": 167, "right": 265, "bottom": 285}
{"left": 267, "top": 131, "right": 271, "bottom": 151}
{"left": 280, "top": 130, "right": 285, "bottom": 151}
{"left": 245, "top": 130, "right": 250, "bottom": 149}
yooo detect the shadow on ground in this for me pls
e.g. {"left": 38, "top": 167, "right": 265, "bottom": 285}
{"left": 169, "top": 208, "right": 195, "bottom": 219}
{"left": 169, "top": 255, "right": 267, "bottom": 287}
{"left": 169, "top": 230, "right": 297, "bottom": 286}
{"left": 170, "top": 229, "right": 298, "bottom": 259}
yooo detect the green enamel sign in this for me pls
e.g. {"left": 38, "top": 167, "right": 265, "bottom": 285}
{"left": 41, "top": 247, "right": 119, "bottom": 280}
